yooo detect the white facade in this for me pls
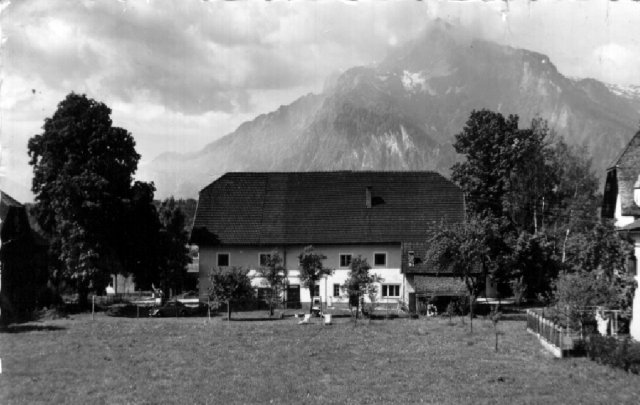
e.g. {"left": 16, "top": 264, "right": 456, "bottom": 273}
{"left": 629, "top": 240, "right": 640, "bottom": 341}
{"left": 248, "top": 267, "right": 406, "bottom": 307}
{"left": 199, "top": 244, "right": 408, "bottom": 306}
{"left": 611, "top": 192, "right": 640, "bottom": 341}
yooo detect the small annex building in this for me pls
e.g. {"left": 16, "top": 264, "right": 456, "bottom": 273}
{"left": 190, "top": 171, "right": 466, "bottom": 311}
{"left": 0, "top": 191, "right": 49, "bottom": 324}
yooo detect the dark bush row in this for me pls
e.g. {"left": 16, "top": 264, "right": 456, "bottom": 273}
{"left": 585, "top": 335, "right": 640, "bottom": 374}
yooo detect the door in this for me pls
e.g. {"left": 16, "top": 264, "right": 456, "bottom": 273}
{"left": 286, "top": 285, "right": 301, "bottom": 309}
{"left": 409, "top": 293, "right": 416, "bottom": 313}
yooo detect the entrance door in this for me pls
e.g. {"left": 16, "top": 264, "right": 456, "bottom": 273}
{"left": 286, "top": 285, "right": 301, "bottom": 309}
{"left": 408, "top": 293, "right": 416, "bottom": 313}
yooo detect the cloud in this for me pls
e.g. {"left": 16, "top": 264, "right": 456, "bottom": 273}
{"left": 3, "top": 1, "right": 287, "bottom": 115}
{"left": 589, "top": 43, "right": 640, "bottom": 85}
{"left": 2, "top": 0, "right": 438, "bottom": 116}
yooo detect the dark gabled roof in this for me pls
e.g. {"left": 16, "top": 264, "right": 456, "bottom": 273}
{"left": 0, "top": 190, "right": 23, "bottom": 221}
{"left": 604, "top": 131, "right": 640, "bottom": 217}
{"left": 191, "top": 171, "right": 464, "bottom": 246}
{"left": 0, "top": 190, "right": 49, "bottom": 247}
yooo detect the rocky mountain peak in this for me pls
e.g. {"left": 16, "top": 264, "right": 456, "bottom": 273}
{"left": 143, "top": 27, "right": 639, "bottom": 199}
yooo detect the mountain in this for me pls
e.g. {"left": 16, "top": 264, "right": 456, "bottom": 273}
{"left": 144, "top": 22, "right": 640, "bottom": 199}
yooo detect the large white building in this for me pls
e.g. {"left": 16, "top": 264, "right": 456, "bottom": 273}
{"left": 190, "top": 171, "right": 467, "bottom": 312}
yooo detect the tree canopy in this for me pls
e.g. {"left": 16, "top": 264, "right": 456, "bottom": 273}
{"left": 28, "top": 93, "right": 191, "bottom": 304}
{"left": 208, "top": 266, "right": 254, "bottom": 320}
{"left": 445, "top": 108, "right": 613, "bottom": 307}
{"left": 155, "top": 198, "right": 191, "bottom": 294}
{"left": 425, "top": 213, "right": 511, "bottom": 297}
{"left": 342, "top": 256, "right": 381, "bottom": 320}
{"left": 28, "top": 93, "right": 142, "bottom": 304}
{"left": 255, "top": 251, "right": 288, "bottom": 316}
{"left": 298, "top": 246, "right": 333, "bottom": 313}
{"left": 451, "top": 110, "right": 600, "bottom": 234}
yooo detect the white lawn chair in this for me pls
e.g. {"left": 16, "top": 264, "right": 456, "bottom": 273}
{"left": 323, "top": 314, "right": 332, "bottom": 325}
{"left": 298, "top": 314, "right": 311, "bottom": 324}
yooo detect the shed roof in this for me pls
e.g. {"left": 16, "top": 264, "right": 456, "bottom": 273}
{"left": 413, "top": 275, "right": 467, "bottom": 296}
{"left": 191, "top": 171, "right": 464, "bottom": 246}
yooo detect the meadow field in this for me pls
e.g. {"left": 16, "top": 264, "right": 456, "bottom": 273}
{"left": 1, "top": 313, "right": 639, "bottom": 404}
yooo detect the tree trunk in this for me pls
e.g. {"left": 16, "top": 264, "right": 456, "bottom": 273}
{"left": 469, "top": 293, "right": 474, "bottom": 334}
{"left": 269, "top": 287, "right": 274, "bottom": 317}
{"left": 78, "top": 283, "right": 90, "bottom": 310}
{"left": 354, "top": 300, "right": 359, "bottom": 324}
{"left": 309, "top": 282, "right": 315, "bottom": 314}
{"left": 227, "top": 300, "right": 231, "bottom": 321}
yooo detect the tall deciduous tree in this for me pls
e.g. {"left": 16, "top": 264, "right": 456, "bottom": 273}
{"left": 508, "top": 231, "right": 561, "bottom": 303}
{"left": 342, "top": 256, "right": 381, "bottom": 322}
{"left": 208, "top": 266, "right": 254, "bottom": 320}
{"left": 298, "top": 246, "right": 333, "bottom": 314}
{"left": 424, "top": 213, "right": 511, "bottom": 332}
{"left": 28, "top": 93, "right": 143, "bottom": 306}
{"left": 119, "top": 181, "right": 161, "bottom": 293}
{"left": 452, "top": 110, "right": 521, "bottom": 217}
{"left": 255, "top": 251, "right": 287, "bottom": 316}
{"left": 155, "top": 197, "right": 191, "bottom": 296}
{"left": 547, "top": 140, "right": 601, "bottom": 234}
{"left": 451, "top": 110, "right": 554, "bottom": 232}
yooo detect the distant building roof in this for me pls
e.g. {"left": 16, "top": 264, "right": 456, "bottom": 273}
{"left": 0, "top": 191, "right": 23, "bottom": 222}
{"left": 0, "top": 190, "right": 49, "bottom": 247}
{"left": 603, "top": 131, "right": 640, "bottom": 218}
{"left": 191, "top": 171, "right": 464, "bottom": 246}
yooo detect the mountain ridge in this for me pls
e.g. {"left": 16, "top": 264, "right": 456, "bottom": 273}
{"left": 144, "top": 24, "right": 639, "bottom": 199}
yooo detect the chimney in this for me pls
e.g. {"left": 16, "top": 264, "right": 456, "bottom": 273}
{"left": 366, "top": 186, "right": 372, "bottom": 208}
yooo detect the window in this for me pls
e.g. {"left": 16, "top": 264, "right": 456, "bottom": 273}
{"left": 333, "top": 284, "right": 341, "bottom": 297}
{"left": 259, "top": 253, "right": 271, "bottom": 266}
{"left": 339, "top": 254, "right": 352, "bottom": 268}
{"left": 312, "top": 285, "right": 320, "bottom": 297}
{"left": 257, "top": 288, "right": 272, "bottom": 301}
{"left": 382, "top": 284, "right": 400, "bottom": 297}
{"left": 217, "top": 253, "right": 230, "bottom": 267}
{"left": 408, "top": 251, "right": 415, "bottom": 267}
{"left": 373, "top": 252, "right": 387, "bottom": 267}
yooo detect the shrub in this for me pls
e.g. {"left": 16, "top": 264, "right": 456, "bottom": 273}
{"left": 553, "top": 270, "right": 620, "bottom": 329}
{"left": 585, "top": 335, "right": 640, "bottom": 374}
{"left": 36, "top": 286, "right": 64, "bottom": 309}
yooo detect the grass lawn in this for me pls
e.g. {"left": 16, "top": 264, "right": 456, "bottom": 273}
{"left": 1, "top": 312, "right": 639, "bottom": 404}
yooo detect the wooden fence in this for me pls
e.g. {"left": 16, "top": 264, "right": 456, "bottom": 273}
{"left": 526, "top": 309, "right": 582, "bottom": 358}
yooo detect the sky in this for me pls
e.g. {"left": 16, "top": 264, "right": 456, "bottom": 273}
{"left": 2, "top": 0, "right": 640, "bottom": 202}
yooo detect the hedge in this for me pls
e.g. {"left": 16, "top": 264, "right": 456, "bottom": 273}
{"left": 585, "top": 335, "right": 640, "bottom": 374}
